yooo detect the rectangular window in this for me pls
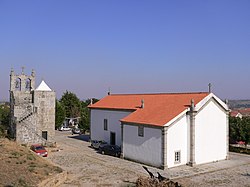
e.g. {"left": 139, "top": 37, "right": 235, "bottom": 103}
{"left": 175, "top": 151, "right": 181, "bottom": 163}
{"left": 138, "top": 126, "right": 144, "bottom": 137}
{"left": 104, "top": 119, "right": 108, "bottom": 131}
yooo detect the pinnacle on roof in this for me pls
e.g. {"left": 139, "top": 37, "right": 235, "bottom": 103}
{"left": 36, "top": 80, "right": 52, "bottom": 91}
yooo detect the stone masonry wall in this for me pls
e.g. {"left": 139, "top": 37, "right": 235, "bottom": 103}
{"left": 34, "top": 91, "right": 56, "bottom": 143}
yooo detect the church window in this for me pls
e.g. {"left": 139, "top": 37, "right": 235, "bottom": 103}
{"left": 104, "top": 119, "right": 108, "bottom": 130}
{"left": 175, "top": 151, "right": 181, "bottom": 163}
{"left": 25, "top": 78, "right": 31, "bottom": 91}
{"left": 15, "top": 78, "right": 21, "bottom": 91}
{"left": 138, "top": 126, "right": 144, "bottom": 137}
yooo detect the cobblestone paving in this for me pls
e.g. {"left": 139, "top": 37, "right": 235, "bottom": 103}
{"left": 47, "top": 131, "right": 250, "bottom": 187}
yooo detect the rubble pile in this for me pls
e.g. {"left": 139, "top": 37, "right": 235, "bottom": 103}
{"left": 136, "top": 176, "right": 182, "bottom": 187}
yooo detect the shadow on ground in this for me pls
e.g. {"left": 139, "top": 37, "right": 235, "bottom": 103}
{"left": 68, "top": 134, "right": 90, "bottom": 142}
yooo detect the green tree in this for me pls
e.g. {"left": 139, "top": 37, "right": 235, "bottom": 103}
{"left": 79, "top": 98, "right": 99, "bottom": 132}
{"left": 60, "top": 91, "right": 81, "bottom": 118}
{"left": 55, "top": 100, "right": 66, "bottom": 130}
{"left": 229, "top": 116, "right": 241, "bottom": 143}
{"left": 240, "top": 117, "right": 250, "bottom": 146}
{"left": 229, "top": 116, "right": 250, "bottom": 146}
{"left": 0, "top": 104, "right": 10, "bottom": 137}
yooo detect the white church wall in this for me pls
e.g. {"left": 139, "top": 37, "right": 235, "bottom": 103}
{"left": 195, "top": 99, "right": 227, "bottom": 164}
{"left": 123, "top": 124, "right": 162, "bottom": 167}
{"left": 167, "top": 115, "right": 188, "bottom": 168}
{"left": 90, "top": 109, "right": 131, "bottom": 146}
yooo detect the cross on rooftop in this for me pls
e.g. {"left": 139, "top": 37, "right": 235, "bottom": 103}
{"left": 21, "top": 66, "right": 25, "bottom": 74}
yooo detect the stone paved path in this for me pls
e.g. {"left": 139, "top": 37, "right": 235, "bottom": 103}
{"left": 47, "top": 131, "right": 250, "bottom": 186}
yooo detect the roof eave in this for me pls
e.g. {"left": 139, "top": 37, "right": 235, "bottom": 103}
{"left": 195, "top": 93, "right": 229, "bottom": 111}
{"left": 120, "top": 120, "right": 164, "bottom": 127}
{"left": 164, "top": 109, "right": 189, "bottom": 127}
{"left": 88, "top": 106, "right": 136, "bottom": 112}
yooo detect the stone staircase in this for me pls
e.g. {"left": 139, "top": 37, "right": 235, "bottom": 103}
{"left": 16, "top": 104, "right": 48, "bottom": 145}
{"left": 20, "top": 120, "right": 48, "bottom": 145}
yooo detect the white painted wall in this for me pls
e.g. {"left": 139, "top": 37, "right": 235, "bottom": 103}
{"left": 90, "top": 109, "right": 131, "bottom": 146}
{"left": 167, "top": 115, "right": 189, "bottom": 168}
{"left": 123, "top": 124, "right": 162, "bottom": 167}
{"left": 195, "top": 99, "right": 227, "bottom": 164}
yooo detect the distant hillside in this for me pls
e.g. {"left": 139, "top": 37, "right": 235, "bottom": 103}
{"left": 228, "top": 100, "right": 250, "bottom": 109}
{"left": 0, "top": 101, "right": 9, "bottom": 104}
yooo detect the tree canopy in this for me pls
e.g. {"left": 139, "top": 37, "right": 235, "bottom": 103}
{"left": 79, "top": 98, "right": 99, "bottom": 131}
{"left": 229, "top": 116, "right": 250, "bottom": 146}
{"left": 55, "top": 100, "right": 66, "bottom": 130}
{"left": 60, "top": 91, "right": 81, "bottom": 118}
{"left": 56, "top": 90, "right": 99, "bottom": 132}
{"left": 0, "top": 104, "right": 10, "bottom": 137}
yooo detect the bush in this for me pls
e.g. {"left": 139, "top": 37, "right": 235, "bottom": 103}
{"left": 229, "top": 145, "right": 250, "bottom": 155}
{"left": 0, "top": 125, "right": 6, "bottom": 138}
{"left": 53, "top": 166, "right": 63, "bottom": 173}
{"left": 26, "top": 154, "right": 36, "bottom": 161}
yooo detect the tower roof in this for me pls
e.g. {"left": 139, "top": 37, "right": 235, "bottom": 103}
{"left": 36, "top": 80, "right": 52, "bottom": 91}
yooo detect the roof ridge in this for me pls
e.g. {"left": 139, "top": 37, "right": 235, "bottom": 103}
{"left": 109, "top": 92, "right": 209, "bottom": 96}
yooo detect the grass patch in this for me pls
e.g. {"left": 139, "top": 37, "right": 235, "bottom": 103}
{"left": 10, "top": 151, "right": 23, "bottom": 158}
{"left": 45, "top": 170, "right": 49, "bottom": 176}
{"left": 17, "top": 178, "right": 28, "bottom": 187}
{"left": 15, "top": 160, "right": 26, "bottom": 164}
{"left": 28, "top": 167, "right": 35, "bottom": 173}
{"left": 28, "top": 162, "right": 37, "bottom": 172}
{"left": 54, "top": 166, "right": 63, "bottom": 173}
{"left": 29, "top": 162, "right": 37, "bottom": 168}
{"left": 26, "top": 154, "right": 36, "bottom": 161}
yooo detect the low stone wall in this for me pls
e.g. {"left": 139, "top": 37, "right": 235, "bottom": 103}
{"left": 38, "top": 170, "right": 67, "bottom": 187}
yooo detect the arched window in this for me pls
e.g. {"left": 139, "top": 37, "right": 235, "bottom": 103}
{"left": 15, "top": 78, "right": 21, "bottom": 91}
{"left": 25, "top": 78, "right": 31, "bottom": 91}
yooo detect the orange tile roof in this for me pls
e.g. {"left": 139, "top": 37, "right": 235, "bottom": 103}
{"left": 230, "top": 111, "right": 240, "bottom": 117}
{"left": 230, "top": 108, "right": 250, "bottom": 117}
{"left": 89, "top": 92, "right": 209, "bottom": 127}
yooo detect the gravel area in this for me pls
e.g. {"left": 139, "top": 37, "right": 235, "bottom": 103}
{"left": 47, "top": 131, "right": 250, "bottom": 187}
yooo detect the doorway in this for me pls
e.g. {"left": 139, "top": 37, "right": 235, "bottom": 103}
{"left": 42, "top": 131, "right": 48, "bottom": 140}
{"left": 110, "top": 132, "right": 116, "bottom": 145}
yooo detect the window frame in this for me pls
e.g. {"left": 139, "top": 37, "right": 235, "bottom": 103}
{"left": 104, "top": 119, "right": 108, "bottom": 131}
{"left": 174, "top": 150, "right": 181, "bottom": 163}
{"left": 42, "top": 131, "right": 48, "bottom": 140}
{"left": 15, "top": 78, "right": 21, "bottom": 91}
{"left": 25, "top": 78, "right": 31, "bottom": 91}
{"left": 138, "top": 125, "right": 144, "bottom": 137}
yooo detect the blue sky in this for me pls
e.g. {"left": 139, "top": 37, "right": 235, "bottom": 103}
{"left": 0, "top": 0, "right": 249, "bottom": 101}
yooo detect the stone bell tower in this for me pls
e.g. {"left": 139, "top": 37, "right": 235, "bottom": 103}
{"left": 10, "top": 67, "right": 35, "bottom": 93}
{"left": 9, "top": 68, "right": 55, "bottom": 145}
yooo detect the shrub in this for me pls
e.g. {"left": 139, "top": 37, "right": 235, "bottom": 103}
{"left": 54, "top": 166, "right": 63, "bottom": 173}
{"left": 26, "top": 154, "right": 36, "bottom": 161}
{"left": 229, "top": 145, "right": 250, "bottom": 155}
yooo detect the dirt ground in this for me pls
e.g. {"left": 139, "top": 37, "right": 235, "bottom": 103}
{"left": 48, "top": 131, "right": 250, "bottom": 187}
{"left": 0, "top": 138, "right": 63, "bottom": 187}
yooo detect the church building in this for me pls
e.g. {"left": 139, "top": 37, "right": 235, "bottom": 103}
{"left": 89, "top": 91, "right": 229, "bottom": 169}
